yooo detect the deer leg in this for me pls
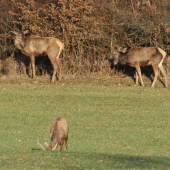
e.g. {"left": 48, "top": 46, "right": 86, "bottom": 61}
{"left": 60, "top": 140, "right": 64, "bottom": 151}
{"left": 134, "top": 71, "right": 139, "bottom": 86}
{"left": 55, "top": 46, "right": 62, "bottom": 81}
{"left": 151, "top": 65, "right": 159, "bottom": 88}
{"left": 56, "top": 58, "right": 62, "bottom": 81}
{"left": 158, "top": 64, "right": 168, "bottom": 87}
{"left": 48, "top": 57, "right": 58, "bottom": 83}
{"left": 30, "top": 56, "right": 35, "bottom": 79}
{"left": 65, "top": 136, "right": 68, "bottom": 151}
{"left": 51, "top": 66, "right": 57, "bottom": 83}
{"left": 135, "top": 65, "right": 144, "bottom": 86}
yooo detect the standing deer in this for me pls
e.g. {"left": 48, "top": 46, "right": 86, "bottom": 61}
{"left": 37, "top": 117, "right": 69, "bottom": 151}
{"left": 11, "top": 30, "right": 64, "bottom": 83}
{"left": 113, "top": 47, "right": 168, "bottom": 87}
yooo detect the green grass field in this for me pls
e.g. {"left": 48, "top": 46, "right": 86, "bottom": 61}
{"left": 0, "top": 77, "right": 170, "bottom": 169}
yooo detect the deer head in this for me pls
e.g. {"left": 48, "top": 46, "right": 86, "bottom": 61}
{"left": 113, "top": 47, "right": 127, "bottom": 65}
{"left": 37, "top": 140, "right": 59, "bottom": 151}
{"left": 11, "top": 30, "right": 29, "bottom": 50}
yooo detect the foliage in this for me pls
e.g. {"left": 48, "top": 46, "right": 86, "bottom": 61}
{"left": 1, "top": 0, "right": 170, "bottom": 77}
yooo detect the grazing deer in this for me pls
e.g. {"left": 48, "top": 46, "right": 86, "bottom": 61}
{"left": 37, "top": 117, "right": 69, "bottom": 151}
{"left": 113, "top": 47, "right": 168, "bottom": 87}
{"left": 11, "top": 30, "right": 64, "bottom": 83}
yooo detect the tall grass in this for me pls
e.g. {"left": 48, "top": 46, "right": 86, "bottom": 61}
{"left": 0, "top": 83, "right": 170, "bottom": 169}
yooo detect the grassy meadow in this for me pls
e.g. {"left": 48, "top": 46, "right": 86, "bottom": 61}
{"left": 0, "top": 76, "right": 170, "bottom": 169}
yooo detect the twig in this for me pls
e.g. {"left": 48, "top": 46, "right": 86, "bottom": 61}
{"left": 0, "top": 34, "right": 13, "bottom": 39}
{"left": 130, "top": 0, "right": 136, "bottom": 18}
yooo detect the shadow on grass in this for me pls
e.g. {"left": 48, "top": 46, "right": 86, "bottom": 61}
{"left": 57, "top": 152, "right": 170, "bottom": 169}
{"left": 3, "top": 150, "right": 170, "bottom": 169}
{"left": 32, "top": 148, "right": 42, "bottom": 151}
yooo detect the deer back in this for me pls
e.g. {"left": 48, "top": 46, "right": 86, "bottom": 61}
{"left": 23, "top": 36, "right": 63, "bottom": 56}
{"left": 114, "top": 47, "right": 164, "bottom": 66}
{"left": 11, "top": 31, "right": 64, "bottom": 57}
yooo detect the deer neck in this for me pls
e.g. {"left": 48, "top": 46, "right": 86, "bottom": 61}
{"left": 119, "top": 53, "right": 128, "bottom": 65}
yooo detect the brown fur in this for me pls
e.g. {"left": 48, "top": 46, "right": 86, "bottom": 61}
{"left": 11, "top": 30, "right": 64, "bottom": 83}
{"left": 46, "top": 117, "right": 69, "bottom": 151}
{"left": 113, "top": 47, "right": 168, "bottom": 87}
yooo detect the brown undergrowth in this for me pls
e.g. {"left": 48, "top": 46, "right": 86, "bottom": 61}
{"left": 1, "top": 0, "right": 170, "bottom": 78}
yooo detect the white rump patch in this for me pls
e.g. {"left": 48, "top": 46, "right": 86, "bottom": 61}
{"left": 157, "top": 47, "right": 166, "bottom": 58}
{"left": 157, "top": 47, "right": 167, "bottom": 66}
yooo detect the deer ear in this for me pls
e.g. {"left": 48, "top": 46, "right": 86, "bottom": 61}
{"left": 11, "top": 31, "right": 18, "bottom": 35}
{"left": 23, "top": 30, "right": 29, "bottom": 35}
{"left": 113, "top": 51, "right": 118, "bottom": 54}
{"left": 122, "top": 48, "right": 127, "bottom": 53}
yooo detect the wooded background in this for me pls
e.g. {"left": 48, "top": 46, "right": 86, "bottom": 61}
{"left": 1, "top": 0, "right": 170, "bottom": 79}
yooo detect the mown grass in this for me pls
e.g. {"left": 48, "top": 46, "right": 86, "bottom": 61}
{"left": 0, "top": 77, "right": 170, "bottom": 169}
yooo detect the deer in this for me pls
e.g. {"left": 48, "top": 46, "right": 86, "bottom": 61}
{"left": 11, "top": 30, "right": 64, "bottom": 83}
{"left": 113, "top": 47, "right": 168, "bottom": 88}
{"left": 37, "top": 117, "right": 69, "bottom": 151}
